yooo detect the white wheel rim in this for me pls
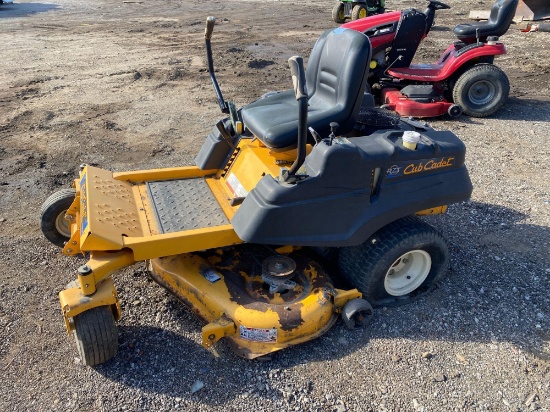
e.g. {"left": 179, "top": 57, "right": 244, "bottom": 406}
{"left": 384, "top": 250, "right": 432, "bottom": 296}
{"left": 55, "top": 211, "right": 71, "bottom": 238}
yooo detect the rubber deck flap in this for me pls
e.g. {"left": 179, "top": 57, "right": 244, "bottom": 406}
{"left": 147, "top": 178, "right": 228, "bottom": 234}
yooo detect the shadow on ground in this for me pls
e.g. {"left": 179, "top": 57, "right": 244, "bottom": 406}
{"left": 93, "top": 201, "right": 549, "bottom": 404}
{"left": 495, "top": 97, "right": 550, "bottom": 122}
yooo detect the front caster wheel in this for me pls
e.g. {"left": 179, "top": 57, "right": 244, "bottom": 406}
{"left": 338, "top": 216, "right": 450, "bottom": 307}
{"left": 342, "top": 298, "right": 374, "bottom": 329}
{"left": 447, "top": 104, "right": 462, "bottom": 118}
{"left": 40, "top": 188, "right": 76, "bottom": 247}
{"left": 73, "top": 306, "right": 118, "bottom": 366}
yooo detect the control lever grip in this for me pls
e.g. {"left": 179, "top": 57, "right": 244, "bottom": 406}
{"left": 205, "top": 16, "right": 216, "bottom": 40}
{"left": 288, "top": 56, "right": 308, "bottom": 101}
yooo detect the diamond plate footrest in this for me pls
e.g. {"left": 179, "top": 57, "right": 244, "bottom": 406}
{"left": 147, "top": 179, "right": 228, "bottom": 234}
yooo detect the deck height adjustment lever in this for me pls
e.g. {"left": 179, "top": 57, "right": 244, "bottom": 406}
{"left": 328, "top": 122, "right": 339, "bottom": 146}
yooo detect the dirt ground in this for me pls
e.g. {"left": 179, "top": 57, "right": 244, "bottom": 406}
{"left": 0, "top": 0, "right": 549, "bottom": 411}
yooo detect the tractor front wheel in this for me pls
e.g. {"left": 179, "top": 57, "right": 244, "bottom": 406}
{"left": 332, "top": 2, "right": 346, "bottom": 23}
{"left": 73, "top": 306, "right": 118, "bottom": 366}
{"left": 352, "top": 4, "right": 368, "bottom": 20}
{"left": 452, "top": 64, "right": 510, "bottom": 117}
{"left": 40, "top": 188, "right": 76, "bottom": 247}
{"left": 338, "top": 216, "right": 450, "bottom": 307}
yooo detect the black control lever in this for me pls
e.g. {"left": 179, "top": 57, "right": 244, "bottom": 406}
{"left": 308, "top": 127, "right": 322, "bottom": 144}
{"left": 285, "top": 56, "right": 308, "bottom": 182}
{"left": 204, "top": 16, "right": 229, "bottom": 114}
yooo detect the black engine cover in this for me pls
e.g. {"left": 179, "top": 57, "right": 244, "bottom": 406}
{"left": 232, "top": 129, "right": 472, "bottom": 247}
{"left": 400, "top": 85, "right": 441, "bottom": 103}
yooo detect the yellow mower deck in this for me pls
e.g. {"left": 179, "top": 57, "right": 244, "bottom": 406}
{"left": 57, "top": 138, "right": 359, "bottom": 357}
{"left": 149, "top": 248, "right": 360, "bottom": 358}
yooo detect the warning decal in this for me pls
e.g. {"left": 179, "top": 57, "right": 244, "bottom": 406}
{"left": 239, "top": 326, "right": 277, "bottom": 343}
{"left": 226, "top": 173, "right": 249, "bottom": 198}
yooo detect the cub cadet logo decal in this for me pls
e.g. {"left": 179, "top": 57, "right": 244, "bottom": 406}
{"left": 404, "top": 157, "right": 455, "bottom": 175}
{"left": 79, "top": 173, "right": 88, "bottom": 235}
{"left": 386, "top": 157, "right": 455, "bottom": 179}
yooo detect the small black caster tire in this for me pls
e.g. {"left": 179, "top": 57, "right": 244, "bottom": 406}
{"left": 40, "top": 188, "right": 76, "bottom": 247}
{"left": 448, "top": 104, "right": 462, "bottom": 118}
{"left": 342, "top": 298, "right": 374, "bottom": 329}
{"left": 73, "top": 306, "right": 118, "bottom": 366}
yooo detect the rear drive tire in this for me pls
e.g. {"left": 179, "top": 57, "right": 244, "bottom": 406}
{"left": 40, "top": 188, "right": 76, "bottom": 247}
{"left": 352, "top": 4, "right": 368, "bottom": 20}
{"left": 332, "top": 2, "right": 346, "bottom": 23}
{"left": 73, "top": 306, "right": 118, "bottom": 366}
{"left": 338, "top": 216, "right": 450, "bottom": 307}
{"left": 452, "top": 64, "right": 509, "bottom": 118}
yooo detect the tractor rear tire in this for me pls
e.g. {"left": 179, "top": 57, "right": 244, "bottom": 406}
{"left": 338, "top": 216, "right": 449, "bottom": 307}
{"left": 352, "top": 4, "right": 368, "bottom": 20}
{"left": 40, "top": 188, "right": 76, "bottom": 247}
{"left": 332, "top": 2, "right": 346, "bottom": 23}
{"left": 452, "top": 64, "right": 509, "bottom": 118}
{"left": 73, "top": 306, "right": 118, "bottom": 366}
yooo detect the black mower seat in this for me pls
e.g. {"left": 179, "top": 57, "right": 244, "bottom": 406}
{"left": 240, "top": 28, "right": 372, "bottom": 149}
{"left": 453, "top": 0, "right": 518, "bottom": 43}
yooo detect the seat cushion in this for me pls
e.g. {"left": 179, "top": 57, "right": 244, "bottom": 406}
{"left": 242, "top": 91, "right": 349, "bottom": 149}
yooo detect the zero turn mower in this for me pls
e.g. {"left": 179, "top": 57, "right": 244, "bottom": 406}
{"left": 41, "top": 18, "right": 472, "bottom": 366}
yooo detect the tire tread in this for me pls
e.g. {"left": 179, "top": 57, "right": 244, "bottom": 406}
{"left": 73, "top": 306, "right": 118, "bottom": 366}
{"left": 40, "top": 188, "right": 76, "bottom": 247}
{"left": 452, "top": 64, "right": 509, "bottom": 118}
{"left": 332, "top": 2, "right": 346, "bottom": 23}
{"left": 338, "top": 216, "right": 449, "bottom": 306}
{"left": 351, "top": 4, "right": 367, "bottom": 20}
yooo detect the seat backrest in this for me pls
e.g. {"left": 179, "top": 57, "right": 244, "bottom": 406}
{"left": 239, "top": 28, "right": 372, "bottom": 149}
{"left": 488, "top": 0, "right": 518, "bottom": 34}
{"left": 387, "top": 9, "right": 427, "bottom": 69}
{"left": 305, "top": 28, "right": 372, "bottom": 131}
{"left": 454, "top": 0, "right": 518, "bottom": 42}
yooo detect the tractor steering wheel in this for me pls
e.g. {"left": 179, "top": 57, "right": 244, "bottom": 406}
{"left": 427, "top": 0, "right": 451, "bottom": 10}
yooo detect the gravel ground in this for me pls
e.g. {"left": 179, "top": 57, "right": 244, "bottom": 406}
{"left": 0, "top": 0, "right": 549, "bottom": 411}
